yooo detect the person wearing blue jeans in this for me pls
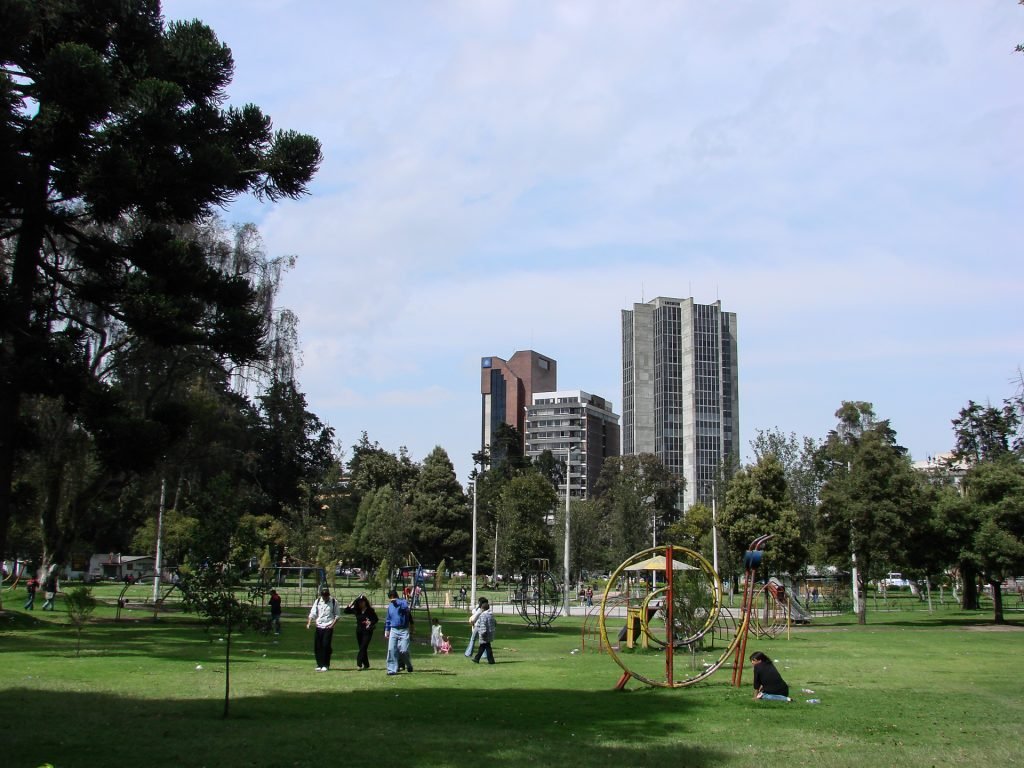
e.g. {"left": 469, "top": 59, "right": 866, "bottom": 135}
{"left": 24, "top": 577, "right": 38, "bottom": 610}
{"left": 750, "top": 651, "right": 791, "bottom": 701}
{"left": 384, "top": 589, "right": 413, "bottom": 675}
{"left": 465, "top": 598, "right": 485, "bottom": 657}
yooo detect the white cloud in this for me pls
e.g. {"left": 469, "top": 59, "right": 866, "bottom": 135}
{"left": 161, "top": 0, "right": 1023, "bottom": 479}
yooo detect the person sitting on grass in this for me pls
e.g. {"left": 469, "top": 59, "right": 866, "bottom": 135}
{"left": 750, "top": 651, "right": 790, "bottom": 702}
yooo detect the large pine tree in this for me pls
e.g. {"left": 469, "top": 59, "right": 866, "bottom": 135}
{"left": 0, "top": 1, "right": 322, "bottom": 563}
{"left": 407, "top": 446, "right": 469, "bottom": 567}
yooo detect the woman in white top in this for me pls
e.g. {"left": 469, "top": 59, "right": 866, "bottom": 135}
{"left": 465, "top": 597, "right": 486, "bottom": 658}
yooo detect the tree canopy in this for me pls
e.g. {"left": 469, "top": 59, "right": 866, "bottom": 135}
{"left": 816, "top": 402, "right": 933, "bottom": 624}
{"left": 718, "top": 454, "right": 807, "bottom": 576}
{"left": 0, "top": 0, "right": 322, "bottom": 564}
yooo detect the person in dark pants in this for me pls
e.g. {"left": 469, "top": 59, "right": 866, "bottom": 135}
{"left": 472, "top": 598, "right": 496, "bottom": 665}
{"left": 306, "top": 588, "right": 340, "bottom": 671}
{"left": 269, "top": 589, "right": 282, "bottom": 634}
{"left": 750, "top": 651, "right": 790, "bottom": 701}
{"left": 344, "top": 593, "right": 379, "bottom": 670}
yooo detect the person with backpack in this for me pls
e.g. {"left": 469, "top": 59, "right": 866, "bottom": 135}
{"left": 41, "top": 568, "right": 58, "bottom": 611}
{"left": 306, "top": 587, "right": 340, "bottom": 671}
{"left": 384, "top": 588, "right": 414, "bottom": 675}
{"left": 471, "top": 598, "right": 497, "bottom": 665}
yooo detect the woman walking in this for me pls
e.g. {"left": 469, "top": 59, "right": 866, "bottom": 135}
{"left": 471, "top": 598, "right": 496, "bottom": 665}
{"left": 344, "top": 593, "right": 379, "bottom": 670}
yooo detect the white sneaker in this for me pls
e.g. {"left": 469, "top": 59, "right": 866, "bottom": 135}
{"left": 316, "top": 667, "right": 325, "bottom": 672}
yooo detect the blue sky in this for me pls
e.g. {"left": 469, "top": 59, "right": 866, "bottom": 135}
{"left": 163, "top": 1, "right": 1022, "bottom": 484}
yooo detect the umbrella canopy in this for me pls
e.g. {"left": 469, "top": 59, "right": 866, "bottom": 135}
{"left": 624, "top": 555, "right": 698, "bottom": 572}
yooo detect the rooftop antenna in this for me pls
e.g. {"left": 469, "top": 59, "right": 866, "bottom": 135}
{"left": 641, "top": 283, "right": 645, "bottom": 303}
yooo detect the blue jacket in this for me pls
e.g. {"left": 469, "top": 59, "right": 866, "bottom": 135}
{"left": 385, "top": 598, "right": 412, "bottom": 631}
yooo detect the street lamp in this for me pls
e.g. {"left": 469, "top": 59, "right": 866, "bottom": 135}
{"left": 840, "top": 460, "right": 860, "bottom": 615}
{"left": 826, "top": 459, "right": 860, "bottom": 615}
{"left": 470, "top": 465, "right": 479, "bottom": 611}
{"left": 152, "top": 477, "right": 166, "bottom": 610}
{"left": 703, "top": 480, "right": 719, "bottom": 575}
{"left": 562, "top": 446, "right": 580, "bottom": 617}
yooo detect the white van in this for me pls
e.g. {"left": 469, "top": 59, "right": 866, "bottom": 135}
{"left": 882, "top": 572, "right": 911, "bottom": 588}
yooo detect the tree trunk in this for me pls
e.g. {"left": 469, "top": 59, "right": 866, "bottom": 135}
{"left": 960, "top": 563, "right": 979, "bottom": 610}
{"left": 223, "top": 618, "right": 231, "bottom": 718}
{"left": 856, "top": 571, "right": 867, "bottom": 625}
{"left": 0, "top": 164, "right": 49, "bottom": 565}
{"left": 990, "top": 580, "right": 1004, "bottom": 624}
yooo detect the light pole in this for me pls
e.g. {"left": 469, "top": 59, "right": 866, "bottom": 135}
{"left": 470, "top": 466, "right": 478, "bottom": 611}
{"left": 646, "top": 493, "right": 657, "bottom": 589}
{"left": 827, "top": 459, "right": 860, "bottom": 615}
{"left": 705, "top": 480, "right": 719, "bottom": 575}
{"left": 562, "top": 446, "right": 580, "bottom": 617}
{"left": 152, "top": 476, "right": 166, "bottom": 610}
{"left": 844, "top": 460, "right": 860, "bottom": 615}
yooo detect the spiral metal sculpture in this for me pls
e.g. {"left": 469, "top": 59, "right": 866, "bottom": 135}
{"left": 511, "top": 562, "right": 564, "bottom": 628}
{"left": 599, "top": 536, "right": 772, "bottom": 690}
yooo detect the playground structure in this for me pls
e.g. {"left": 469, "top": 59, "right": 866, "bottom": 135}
{"left": 747, "top": 577, "right": 812, "bottom": 638}
{"left": 510, "top": 559, "right": 564, "bottom": 628}
{"left": 598, "top": 535, "right": 774, "bottom": 690}
{"left": 1, "top": 559, "right": 28, "bottom": 591}
{"left": 113, "top": 571, "right": 182, "bottom": 620}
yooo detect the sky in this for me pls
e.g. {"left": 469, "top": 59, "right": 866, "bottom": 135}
{"left": 163, "top": 0, "right": 1023, "bottom": 485}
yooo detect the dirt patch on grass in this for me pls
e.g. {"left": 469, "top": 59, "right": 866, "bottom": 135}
{"left": 960, "top": 624, "right": 1024, "bottom": 632}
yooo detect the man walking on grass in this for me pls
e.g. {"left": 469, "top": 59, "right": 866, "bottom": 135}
{"left": 384, "top": 589, "right": 414, "bottom": 675}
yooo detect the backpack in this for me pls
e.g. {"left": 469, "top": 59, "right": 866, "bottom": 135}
{"left": 318, "top": 597, "right": 337, "bottom": 614}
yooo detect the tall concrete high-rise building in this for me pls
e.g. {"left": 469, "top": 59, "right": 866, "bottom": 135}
{"left": 621, "top": 297, "right": 739, "bottom": 508}
{"left": 524, "top": 390, "right": 621, "bottom": 500}
{"left": 480, "top": 350, "right": 557, "bottom": 458}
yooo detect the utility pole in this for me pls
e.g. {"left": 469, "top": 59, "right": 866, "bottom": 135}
{"left": 470, "top": 466, "right": 478, "bottom": 610}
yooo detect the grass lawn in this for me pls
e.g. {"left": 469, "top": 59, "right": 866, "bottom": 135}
{"left": 1, "top": 595, "right": 1022, "bottom": 768}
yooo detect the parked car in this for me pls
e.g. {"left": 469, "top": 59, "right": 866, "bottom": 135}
{"left": 882, "top": 572, "right": 911, "bottom": 589}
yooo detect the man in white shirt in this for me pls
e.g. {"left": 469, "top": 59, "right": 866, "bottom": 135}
{"left": 306, "top": 587, "right": 340, "bottom": 671}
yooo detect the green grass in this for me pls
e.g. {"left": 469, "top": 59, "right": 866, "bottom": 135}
{"left": 1, "top": 597, "right": 1022, "bottom": 768}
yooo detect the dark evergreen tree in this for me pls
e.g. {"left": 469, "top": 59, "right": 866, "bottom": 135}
{"left": 940, "top": 391, "right": 1024, "bottom": 619}
{"left": 750, "top": 428, "right": 823, "bottom": 553}
{"left": 347, "top": 433, "right": 420, "bottom": 499}
{"left": 494, "top": 473, "right": 557, "bottom": 573}
{"left": 252, "top": 380, "right": 335, "bottom": 517}
{"left": 592, "top": 454, "right": 681, "bottom": 567}
{"left": 0, "top": 1, "right": 322, "bottom": 563}
{"left": 407, "top": 446, "right": 469, "bottom": 568}
{"left": 718, "top": 455, "right": 807, "bottom": 576}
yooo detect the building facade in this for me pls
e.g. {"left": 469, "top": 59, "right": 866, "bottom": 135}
{"left": 480, "top": 350, "right": 557, "bottom": 457}
{"left": 524, "top": 390, "right": 621, "bottom": 500}
{"left": 621, "top": 297, "right": 739, "bottom": 508}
